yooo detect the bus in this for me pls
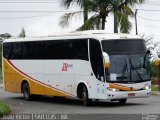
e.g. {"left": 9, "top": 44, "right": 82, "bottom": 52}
{"left": 2, "top": 30, "right": 158, "bottom": 106}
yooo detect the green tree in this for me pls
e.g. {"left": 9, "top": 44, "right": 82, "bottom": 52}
{"left": 59, "top": 0, "right": 145, "bottom": 32}
{"left": 61, "top": 0, "right": 90, "bottom": 23}
{"left": 19, "top": 27, "right": 26, "bottom": 38}
{"left": 0, "top": 33, "right": 12, "bottom": 68}
{"left": 0, "top": 33, "right": 11, "bottom": 69}
{"left": 114, "top": 0, "right": 145, "bottom": 33}
{"left": 0, "top": 33, "right": 12, "bottom": 40}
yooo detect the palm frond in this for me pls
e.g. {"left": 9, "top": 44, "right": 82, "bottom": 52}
{"left": 61, "top": 0, "right": 74, "bottom": 8}
{"left": 59, "top": 11, "right": 83, "bottom": 28}
{"left": 61, "top": 0, "right": 90, "bottom": 9}
{"left": 125, "top": 0, "right": 145, "bottom": 7}
{"left": 76, "top": 15, "right": 101, "bottom": 31}
{"left": 121, "top": 5, "right": 134, "bottom": 17}
{"left": 115, "top": 11, "right": 132, "bottom": 33}
{"left": 110, "top": 0, "right": 145, "bottom": 11}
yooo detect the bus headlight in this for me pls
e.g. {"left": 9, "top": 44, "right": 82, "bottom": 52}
{"left": 107, "top": 87, "right": 119, "bottom": 92}
{"left": 143, "top": 86, "right": 151, "bottom": 90}
{"left": 146, "top": 86, "right": 151, "bottom": 90}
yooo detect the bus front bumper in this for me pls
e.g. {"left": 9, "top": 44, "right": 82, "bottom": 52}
{"left": 106, "top": 89, "right": 151, "bottom": 100}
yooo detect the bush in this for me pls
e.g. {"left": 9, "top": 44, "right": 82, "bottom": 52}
{"left": 150, "top": 62, "right": 158, "bottom": 78}
{"left": 0, "top": 101, "right": 11, "bottom": 117}
{"left": 0, "top": 42, "right": 2, "bottom": 68}
{"left": 151, "top": 85, "right": 159, "bottom": 91}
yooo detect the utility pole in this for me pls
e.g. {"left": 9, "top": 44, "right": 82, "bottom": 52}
{"left": 135, "top": 9, "right": 138, "bottom": 35}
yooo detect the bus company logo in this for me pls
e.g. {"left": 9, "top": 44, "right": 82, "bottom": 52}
{"left": 62, "top": 63, "right": 68, "bottom": 71}
{"left": 62, "top": 63, "right": 73, "bottom": 71}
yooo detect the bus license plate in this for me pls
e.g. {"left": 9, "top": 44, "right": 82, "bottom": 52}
{"left": 128, "top": 93, "right": 135, "bottom": 97}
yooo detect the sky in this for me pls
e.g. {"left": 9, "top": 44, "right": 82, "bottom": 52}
{"left": 0, "top": 0, "right": 160, "bottom": 43}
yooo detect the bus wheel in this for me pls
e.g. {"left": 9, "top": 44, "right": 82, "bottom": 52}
{"left": 22, "top": 82, "right": 32, "bottom": 101}
{"left": 118, "top": 99, "right": 127, "bottom": 105}
{"left": 82, "top": 86, "right": 91, "bottom": 106}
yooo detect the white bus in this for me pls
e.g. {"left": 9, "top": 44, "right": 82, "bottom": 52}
{"left": 2, "top": 31, "right": 154, "bottom": 106}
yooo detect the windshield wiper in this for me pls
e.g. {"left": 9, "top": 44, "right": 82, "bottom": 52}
{"left": 143, "top": 53, "right": 151, "bottom": 75}
{"left": 129, "top": 57, "right": 143, "bottom": 81}
{"left": 121, "top": 58, "right": 128, "bottom": 81}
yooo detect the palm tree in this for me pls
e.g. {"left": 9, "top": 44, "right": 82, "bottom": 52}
{"left": 80, "top": 0, "right": 137, "bottom": 30}
{"left": 114, "top": 0, "right": 145, "bottom": 33}
{"left": 59, "top": 0, "right": 111, "bottom": 30}
{"left": 59, "top": 0, "right": 145, "bottom": 32}
{"left": 19, "top": 27, "right": 26, "bottom": 38}
{"left": 61, "top": 0, "right": 90, "bottom": 23}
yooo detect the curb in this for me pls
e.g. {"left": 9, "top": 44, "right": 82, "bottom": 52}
{"left": 151, "top": 91, "right": 160, "bottom": 96}
{"left": 0, "top": 84, "right": 3, "bottom": 88}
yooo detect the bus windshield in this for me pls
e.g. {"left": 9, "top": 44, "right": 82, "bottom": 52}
{"left": 102, "top": 39, "right": 150, "bottom": 83}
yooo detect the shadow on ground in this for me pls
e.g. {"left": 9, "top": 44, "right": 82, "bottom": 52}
{"left": 9, "top": 95, "right": 146, "bottom": 108}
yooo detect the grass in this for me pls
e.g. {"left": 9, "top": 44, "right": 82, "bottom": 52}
{"left": 0, "top": 101, "right": 11, "bottom": 117}
{"left": 151, "top": 85, "right": 159, "bottom": 91}
{"left": 0, "top": 67, "right": 2, "bottom": 83}
{"left": 0, "top": 43, "right": 2, "bottom": 83}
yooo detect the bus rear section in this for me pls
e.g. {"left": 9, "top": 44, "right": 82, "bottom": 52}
{"left": 2, "top": 38, "right": 103, "bottom": 106}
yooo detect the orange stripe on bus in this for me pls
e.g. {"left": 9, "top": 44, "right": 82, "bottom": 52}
{"left": 109, "top": 83, "right": 137, "bottom": 91}
{"left": 4, "top": 59, "right": 75, "bottom": 97}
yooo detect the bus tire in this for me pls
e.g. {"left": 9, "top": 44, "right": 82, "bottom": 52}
{"left": 82, "top": 86, "right": 91, "bottom": 106}
{"left": 22, "top": 82, "right": 32, "bottom": 101}
{"left": 118, "top": 99, "right": 127, "bottom": 104}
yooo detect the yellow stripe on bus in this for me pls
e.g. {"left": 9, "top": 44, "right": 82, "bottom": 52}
{"left": 109, "top": 83, "right": 137, "bottom": 91}
{"left": 4, "top": 59, "right": 72, "bottom": 97}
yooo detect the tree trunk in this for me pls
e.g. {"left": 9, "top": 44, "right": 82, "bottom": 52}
{"left": 101, "top": 16, "right": 106, "bottom": 30}
{"left": 83, "top": 0, "right": 88, "bottom": 23}
{"left": 83, "top": 9, "right": 88, "bottom": 23}
{"left": 114, "top": 11, "right": 118, "bottom": 33}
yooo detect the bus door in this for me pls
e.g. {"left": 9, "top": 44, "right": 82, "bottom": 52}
{"left": 89, "top": 39, "right": 106, "bottom": 98}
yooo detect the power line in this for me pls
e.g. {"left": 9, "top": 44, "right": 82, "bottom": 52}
{"left": 132, "top": 21, "right": 160, "bottom": 28}
{"left": 0, "top": 0, "right": 58, "bottom": 1}
{"left": 0, "top": 0, "right": 59, "bottom": 3}
{"left": 147, "top": 0, "right": 160, "bottom": 2}
{"left": 0, "top": 13, "right": 53, "bottom": 19}
{"left": 139, "top": 24, "right": 160, "bottom": 29}
{"left": 137, "top": 9, "right": 160, "bottom": 11}
{"left": 145, "top": 3, "right": 160, "bottom": 6}
{"left": 0, "top": 11, "right": 82, "bottom": 19}
{"left": 0, "top": 11, "right": 81, "bottom": 13}
{"left": 137, "top": 15, "right": 160, "bottom": 22}
{"left": 0, "top": 1, "right": 57, "bottom": 3}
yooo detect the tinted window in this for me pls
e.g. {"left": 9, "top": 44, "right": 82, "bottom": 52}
{"left": 72, "top": 40, "right": 88, "bottom": 60}
{"left": 3, "top": 42, "right": 12, "bottom": 59}
{"left": 89, "top": 39, "right": 104, "bottom": 81}
{"left": 3, "top": 39, "right": 88, "bottom": 60}
{"left": 102, "top": 39, "right": 147, "bottom": 54}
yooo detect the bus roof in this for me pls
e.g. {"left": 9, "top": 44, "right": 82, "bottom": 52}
{"left": 3, "top": 30, "right": 142, "bottom": 42}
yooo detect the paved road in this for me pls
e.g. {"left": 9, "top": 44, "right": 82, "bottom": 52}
{"left": 0, "top": 87, "right": 160, "bottom": 120}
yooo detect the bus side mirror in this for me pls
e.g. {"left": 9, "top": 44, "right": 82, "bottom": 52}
{"left": 151, "top": 50, "right": 160, "bottom": 66}
{"left": 103, "top": 52, "right": 110, "bottom": 68}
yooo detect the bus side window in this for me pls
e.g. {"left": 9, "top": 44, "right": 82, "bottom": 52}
{"left": 12, "top": 42, "right": 22, "bottom": 59}
{"left": 72, "top": 40, "right": 88, "bottom": 61}
{"left": 89, "top": 39, "right": 104, "bottom": 81}
{"left": 3, "top": 43, "right": 12, "bottom": 59}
